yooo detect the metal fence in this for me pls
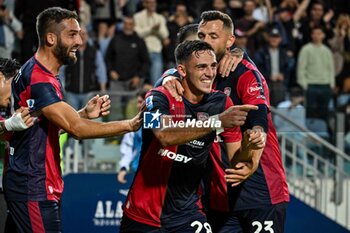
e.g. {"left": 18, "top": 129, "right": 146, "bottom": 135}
{"left": 272, "top": 107, "right": 350, "bottom": 229}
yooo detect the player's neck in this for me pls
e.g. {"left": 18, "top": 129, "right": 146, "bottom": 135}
{"left": 35, "top": 48, "right": 62, "bottom": 76}
{"left": 182, "top": 81, "right": 204, "bottom": 104}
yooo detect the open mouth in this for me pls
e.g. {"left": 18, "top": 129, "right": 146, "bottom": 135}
{"left": 70, "top": 48, "right": 78, "bottom": 56}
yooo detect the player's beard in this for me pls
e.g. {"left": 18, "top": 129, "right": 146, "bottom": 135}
{"left": 53, "top": 38, "right": 77, "bottom": 65}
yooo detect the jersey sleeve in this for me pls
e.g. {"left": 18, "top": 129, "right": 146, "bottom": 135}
{"left": 30, "top": 82, "right": 61, "bottom": 112}
{"left": 220, "top": 96, "right": 242, "bottom": 143}
{"left": 237, "top": 70, "right": 269, "bottom": 107}
{"left": 146, "top": 90, "right": 170, "bottom": 115}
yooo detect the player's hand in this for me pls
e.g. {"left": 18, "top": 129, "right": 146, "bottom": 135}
{"left": 163, "top": 76, "right": 184, "bottom": 102}
{"left": 218, "top": 48, "right": 244, "bottom": 77}
{"left": 243, "top": 128, "right": 266, "bottom": 150}
{"left": 128, "top": 103, "right": 146, "bottom": 131}
{"left": 219, "top": 105, "right": 258, "bottom": 127}
{"left": 84, "top": 94, "right": 111, "bottom": 119}
{"left": 18, "top": 107, "right": 34, "bottom": 128}
{"left": 225, "top": 161, "right": 258, "bottom": 187}
{"left": 117, "top": 170, "right": 128, "bottom": 184}
{"left": 4, "top": 107, "right": 34, "bottom": 131}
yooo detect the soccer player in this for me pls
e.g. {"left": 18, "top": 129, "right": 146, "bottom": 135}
{"left": 163, "top": 10, "right": 289, "bottom": 233}
{"left": 120, "top": 40, "right": 264, "bottom": 232}
{"left": 0, "top": 58, "right": 34, "bottom": 233}
{"left": 3, "top": 7, "right": 142, "bottom": 233}
{"left": 0, "top": 58, "right": 33, "bottom": 137}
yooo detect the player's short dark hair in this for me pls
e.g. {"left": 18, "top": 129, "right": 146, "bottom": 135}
{"left": 0, "top": 58, "right": 21, "bottom": 79}
{"left": 200, "top": 10, "right": 234, "bottom": 35}
{"left": 36, "top": 7, "right": 78, "bottom": 46}
{"left": 176, "top": 24, "right": 198, "bottom": 44}
{"left": 175, "top": 40, "right": 214, "bottom": 65}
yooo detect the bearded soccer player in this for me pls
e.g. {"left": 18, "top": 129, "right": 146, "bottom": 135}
{"left": 4, "top": 7, "right": 142, "bottom": 233}
{"left": 121, "top": 40, "right": 264, "bottom": 233}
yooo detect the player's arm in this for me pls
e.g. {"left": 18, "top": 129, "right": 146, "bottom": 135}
{"left": 224, "top": 71, "right": 270, "bottom": 186}
{"left": 228, "top": 129, "right": 265, "bottom": 164}
{"left": 153, "top": 104, "right": 257, "bottom": 147}
{"left": 41, "top": 101, "right": 142, "bottom": 140}
{"left": 220, "top": 96, "right": 264, "bottom": 164}
{"left": 223, "top": 129, "right": 265, "bottom": 187}
{"left": 153, "top": 114, "right": 214, "bottom": 147}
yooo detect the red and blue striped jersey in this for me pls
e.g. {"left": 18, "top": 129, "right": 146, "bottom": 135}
{"left": 123, "top": 87, "right": 241, "bottom": 228}
{"left": 4, "top": 56, "right": 64, "bottom": 202}
{"left": 210, "top": 53, "right": 290, "bottom": 212}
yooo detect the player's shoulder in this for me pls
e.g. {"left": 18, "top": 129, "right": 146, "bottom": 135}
{"left": 149, "top": 86, "right": 170, "bottom": 97}
{"left": 145, "top": 87, "right": 170, "bottom": 110}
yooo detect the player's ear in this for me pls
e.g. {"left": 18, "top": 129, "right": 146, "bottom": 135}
{"left": 226, "top": 35, "right": 235, "bottom": 49}
{"left": 177, "top": 64, "right": 186, "bottom": 79}
{"left": 46, "top": 32, "right": 57, "bottom": 46}
{"left": 0, "top": 71, "right": 4, "bottom": 83}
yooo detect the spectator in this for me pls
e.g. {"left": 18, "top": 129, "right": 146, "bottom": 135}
{"left": 271, "top": 0, "right": 310, "bottom": 57}
{"left": 60, "top": 26, "right": 108, "bottom": 159}
{"left": 133, "top": 0, "right": 170, "bottom": 84}
{"left": 92, "top": 0, "right": 123, "bottom": 42}
{"left": 0, "top": 0, "right": 23, "bottom": 58}
{"left": 79, "top": 0, "right": 92, "bottom": 29}
{"left": 298, "top": 1, "right": 334, "bottom": 48}
{"left": 164, "top": 3, "right": 193, "bottom": 68}
{"left": 297, "top": 26, "right": 335, "bottom": 121}
{"left": 234, "top": 28, "right": 249, "bottom": 54}
{"left": 235, "top": 0, "right": 265, "bottom": 56}
{"left": 252, "top": 0, "right": 273, "bottom": 23}
{"left": 14, "top": 0, "right": 77, "bottom": 64}
{"left": 117, "top": 88, "right": 148, "bottom": 184}
{"left": 254, "top": 25, "right": 295, "bottom": 106}
{"left": 227, "top": 0, "right": 244, "bottom": 19}
{"left": 202, "top": 0, "right": 234, "bottom": 19}
{"left": 0, "top": 1, "right": 22, "bottom": 58}
{"left": 272, "top": 7, "right": 297, "bottom": 54}
{"left": 328, "top": 14, "right": 350, "bottom": 90}
{"left": 105, "top": 16, "right": 150, "bottom": 119}
{"left": 62, "top": 27, "right": 107, "bottom": 110}
{"left": 275, "top": 85, "right": 306, "bottom": 134}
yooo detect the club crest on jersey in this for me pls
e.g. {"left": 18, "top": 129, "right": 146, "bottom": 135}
{"left": 197, "top": 112, "right": 209, "bottom": 121}
{"left": 224, "top": 87, "right": 231, "bottom": 96}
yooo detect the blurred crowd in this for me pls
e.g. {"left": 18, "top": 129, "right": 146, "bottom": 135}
{"left": 1, "top": 0, "right": 350, "bottom": 152}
